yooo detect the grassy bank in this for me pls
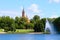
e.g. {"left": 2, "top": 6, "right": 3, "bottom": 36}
{"left": 0, "top": 29, "right": 34, "bottom": 34}
{"left": 0, "top": 29, "right": 4, "bottom": 32}
{"left": 15, "top": 29, "right": 34, "bottom": 33}
{"left": 16, "top": 29, "right": 34, "bottom": 32}
{"left": 0, "top": 29, "right": 44, "bottom": 34}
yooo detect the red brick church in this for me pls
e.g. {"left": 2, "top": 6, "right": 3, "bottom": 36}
{"left": 22, "top": 8, "right": 30, "bottom": 23}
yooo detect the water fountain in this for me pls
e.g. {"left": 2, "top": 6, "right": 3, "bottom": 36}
{"left": 45, "top": 19, "right": 56, "bottom": 34}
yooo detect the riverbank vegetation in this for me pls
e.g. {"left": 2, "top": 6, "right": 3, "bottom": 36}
{"left": 0, "top": 15, "right": 60, "bottom": 33}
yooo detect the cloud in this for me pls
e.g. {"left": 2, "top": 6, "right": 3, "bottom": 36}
{"left": 0, "top": 11, "right": 18, "bottom": 14}
{"left": 50, "top": 15, "right": 58, "bottom": 18}
{"left": 28, "top": 4, "right": 42, "bottom": 13}
{"left": 0, "top": 11, "right": 19, "bottom": 18}
{"left": 49, "top": 0, "right": 60, "bottom": 3}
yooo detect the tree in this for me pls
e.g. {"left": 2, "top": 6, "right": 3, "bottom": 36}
{"left": 15, "top": 23, "right": 19, "bottom": 29}
{"left": 19, "top": 17, "right": 28, "bottom": 29}
{"left": 47, "top": 18, "right": 56, "bottom": 22}
{"left": 25, "top": 23, "right": 34, "bottom": 29}
{"left": 33, "top": 15, "right": 40, "bottom": 21}
{"left": 53, "top": 17, "right": 60, "bottom": 33}
{"left": 10, "top": 23, "right": 16, "bottom": 32}
{"left": 31, "top": 15, "right": 40, "bottom": 24}
{"left": 15, "top": 16, "right": 20, "bottom": 23}
{"left": 15, "top": 16, "right": 20, "bottom": 29}
{"left": 19, "top": 24, "right": 25, "bottom": 29}
{"left": 34, "top": 20, "right": 44, "bottom": 32}
{"left": 31, "top": 15, "right": 44, "bottom": 32}
{"left": 4, "top": 27, "right": 9, "bottom": 32}
{"left": 0, "top": 16, "right": 16, "bottom": 32}
{"left": 41, "top": 18, "right": 46, "bottom": 28}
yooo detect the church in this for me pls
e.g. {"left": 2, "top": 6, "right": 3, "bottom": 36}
{"left": 21, "top": 8, "right": 30, "bottom": 23}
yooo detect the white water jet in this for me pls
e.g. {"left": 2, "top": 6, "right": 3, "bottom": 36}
{"left": 45, "top": 19, "right": 56, "bottom": 34}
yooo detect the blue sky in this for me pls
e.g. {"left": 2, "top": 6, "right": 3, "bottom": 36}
{"left": 0, "top": 0, "right": 60, "bottom": 19}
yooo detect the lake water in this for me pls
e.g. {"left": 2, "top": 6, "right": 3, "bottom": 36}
{"left": 0, "top": 34, "right": 60, "bottom": 40}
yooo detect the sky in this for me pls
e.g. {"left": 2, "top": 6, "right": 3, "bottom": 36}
{"left": 0, "top": 0, "right": 60, "bottom": 19}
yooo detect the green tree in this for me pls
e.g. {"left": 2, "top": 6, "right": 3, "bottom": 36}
{"left": 33, "top": 15, "right": 40, "bottom": 24}
{"left": 33, "top": 15, "right": 40, "bottom": 21}
{"left": 10, "top": 23, "right": 16, "bottom": 32}
{"left": 4, "top": 27, "right": 9, "bottom": 32}
{"left": 31, "top": 15, "right": 44, "bottom": 32}
{"left": 30, "top": 15, "right": 40, "bottom": 24}
{"left": 34, "top": 20, "right": 44, "bottom": 32}
{"left": 41, "top": 18, "right": 46, "bottom": 29}
{"left": 15, "top": 16, "right": 20, "bottom": 29}
{"left": 25, "top": 23, "right": 34, "bottom": 29}
{"left": 53, "top": 17, "right": 60, "bottom": 33}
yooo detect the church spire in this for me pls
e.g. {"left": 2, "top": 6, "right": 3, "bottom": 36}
{"left": 22, "top": 8, "right": 25, "bottom": 17}
{"left": 21, "top": 8, "right": 30, "bottom": 23}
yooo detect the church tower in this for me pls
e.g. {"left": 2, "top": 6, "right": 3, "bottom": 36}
{"left": 22, "top": 8, "right": 25, "bottom": 17}
{"left": 22, "top": 8, "right": 30, "bottom": 23}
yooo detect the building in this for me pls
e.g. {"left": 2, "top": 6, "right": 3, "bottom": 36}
{"left": 22, "top": 8, "right": 30, "bottom": 23}
{"left": 22, "top": 8, "right": 26, "bottom": 17}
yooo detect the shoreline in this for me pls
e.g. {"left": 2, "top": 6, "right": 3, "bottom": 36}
{"left": 0, "top": 32, "right": 6, "bottom": 34}
{"left": 0, "top": 32, "right": 44, "bottom": 34}
{"left": 28, "top": 32, "right": 43, "bottom": 34}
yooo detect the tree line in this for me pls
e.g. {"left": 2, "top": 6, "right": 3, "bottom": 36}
{"left": 0, "top": 15, "right": 60, "bottom": 33}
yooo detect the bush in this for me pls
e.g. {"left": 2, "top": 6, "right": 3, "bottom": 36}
{"left": 4, "top": 27, "right": 9, "bottom": 32}
{"left": 34, "top": 20, "right": 44, "bottom": 32}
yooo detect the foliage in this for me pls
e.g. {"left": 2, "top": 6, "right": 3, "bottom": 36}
{"left": 16, "top": 29, "right": 34, "bottom": 33}
{"left": 0, "top": 15, "right": 60, "bottom": 33}
{"left": 31, "top": 15, "right": 44, "bottom": 32}
{"left": 25, "top": 23, "right": 34, "bottom": 29}
{"left": 4, "top": 27, "right": 9, "bottom": 32}
{"left": 34, "top": 20, "right": 44, "bottom": 32}
{"left": 41, "top": 18, "right": 46, "bottom": 28}
{"left": 53, "top": 17, "right": 60, "bottom": 33}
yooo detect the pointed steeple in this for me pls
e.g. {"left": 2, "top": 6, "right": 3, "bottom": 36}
{"left": 21, "top": 8, "right": 30, "bottom": 23}
{"left": 22, "top": 8, "right": 25, "bottom": 17}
